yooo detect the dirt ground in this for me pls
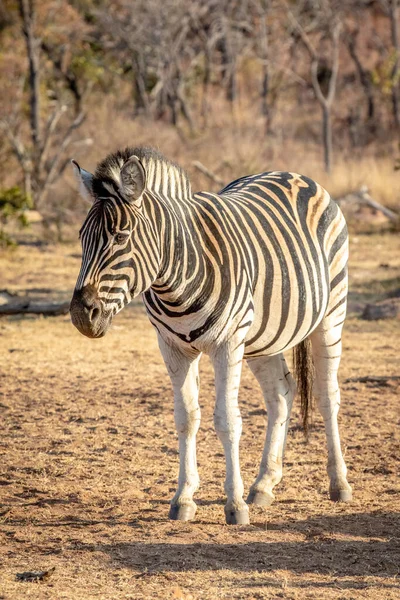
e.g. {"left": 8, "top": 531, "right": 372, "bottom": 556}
{"left": 0, "top": 232, "right": 399, "bottom": 599}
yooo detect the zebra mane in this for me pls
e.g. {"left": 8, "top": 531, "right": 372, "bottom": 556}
{"left": 93, "top": 146, "right": 191, "bottom": 198}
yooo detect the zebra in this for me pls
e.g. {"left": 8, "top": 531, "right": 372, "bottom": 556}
{"left": 70, "top": 146, "right": 352, "bottom": 525}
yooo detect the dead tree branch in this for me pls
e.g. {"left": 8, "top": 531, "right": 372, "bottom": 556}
{"left": 288, "top": 7, "right": 341, "bottom": 173}
{"left": 192, "top": 161, "right": 225, "bottom": 186}
{"left": 335, "top": 186, "right": 399, "bottom": 221}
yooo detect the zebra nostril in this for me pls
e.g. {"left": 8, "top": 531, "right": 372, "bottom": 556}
{"left": 90, "top": 306, "right": 101, "bottom": 323}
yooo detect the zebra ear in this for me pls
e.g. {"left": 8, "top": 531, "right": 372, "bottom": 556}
{"left": 119, "top": 155, "right": 146, "bottom": 204}
{"left": 71, "top": 160, "right": 94, "bottom": 202}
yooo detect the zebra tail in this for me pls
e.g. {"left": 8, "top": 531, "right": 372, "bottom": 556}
{"left": 293, "top": 338, "right": 315, "bottom": 436}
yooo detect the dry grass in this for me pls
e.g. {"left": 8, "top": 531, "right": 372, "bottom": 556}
{"left": 45, "top": 92, "right": 400, "bottom": 233}
{"left": 304, "top": 157, "right": 400, "bottom": 211}
{"left": 0, "top": 232, "right": 400, "bottom": 599}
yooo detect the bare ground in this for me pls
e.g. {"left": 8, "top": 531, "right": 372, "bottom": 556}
{"left": 0, "top": 232, "right": 399, "bottom": 599}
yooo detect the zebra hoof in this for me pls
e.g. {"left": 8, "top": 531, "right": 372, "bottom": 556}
{"left": 224, "top": 506, "right": 250, "bottom": 525}
{"left": 247, "top": 489, "right": 274, "bottom": 507}
{"left": 168, "top": 502, "right": 197, "bottom": 521}
{"left": 329, "top": 488, "right": 352, "bottom": 502}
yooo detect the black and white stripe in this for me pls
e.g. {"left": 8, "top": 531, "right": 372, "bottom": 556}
{"left": 72, "top": 146, "right": 351, "bottom": 524}
{"left": 77, "top": 148, "right": 346, "bottom": 355}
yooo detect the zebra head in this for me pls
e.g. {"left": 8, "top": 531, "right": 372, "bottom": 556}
{"left": 70, "top": 154, "right": 161, "bottom": 338}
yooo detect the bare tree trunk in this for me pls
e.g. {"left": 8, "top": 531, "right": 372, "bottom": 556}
{"left": 346, "top": 30, "right": 375, "bottom": 122}
{"left": 41, "top": 41, "right": 85, "bottom": 117}
{"left": 389, "top": 0, "right": 400, "bottom": 129}
{"left": 287, "top": 9, "right": 341, "bottom": 172}
{"left": 2, "top": 0, "right": 86, "bottom": 215}
{"left": 226, "top": 59, "right": 237, "bottom": 103}
{"left": 132, "top": 54, "right": 150, "bottom": 116}
{"left": 322, "top": 105, "right": 332, "bottom": 173}
{"left": 18, "top": 0, "right": 41, "bottom": 205}
{"left": 261, "top": 66, "right": 269, "bottom": 116}
{"left": 201, "top": 40, "right": 211, "bottom": 123}
{"left": 219, "top": 13, "right": 238, "bottom": 104}
{"left": 18, "top": 0, "right": 40, "bottom": 160}
{"left": 259, "top": 1, "right": 270, "bottom": 130}
{"left": 310, "top": 26, "right": 341, "bottom": 173}
{"left": 24, "top": 171, "right": 32, "bottom": 200}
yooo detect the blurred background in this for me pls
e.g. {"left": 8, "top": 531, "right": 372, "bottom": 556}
{"left": 1, "top": 4, "right": 400, "bottom": 597}
{"left": 0, "top": 0, "right": 399, "bottom": 243}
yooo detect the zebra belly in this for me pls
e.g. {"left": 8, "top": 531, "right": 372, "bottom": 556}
{"left": 243, "top": 260, "right": 329, "bottom": 358}
{"left": 144, "top": 295, "right": 253, "bottom": 356}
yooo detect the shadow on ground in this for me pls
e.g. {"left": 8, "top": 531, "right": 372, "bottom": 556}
{"left": 46, "top": 511, "right": 399, "bottom": 578}
{"left": 79, "top": 538, "right": 399, "bottom": 577}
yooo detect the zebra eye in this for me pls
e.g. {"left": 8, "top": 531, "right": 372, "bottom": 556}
{"left": 114, "top": 232, "right": 128, "bottom": 245}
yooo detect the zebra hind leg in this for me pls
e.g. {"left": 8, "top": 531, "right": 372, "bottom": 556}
{"left": 309, "top": 321, "right": 352, "bottom": 502}
{"left": 246, "top": 353, "right": 296, "bottom": 507}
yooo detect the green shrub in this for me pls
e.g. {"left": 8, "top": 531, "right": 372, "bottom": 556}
{"left": 0, "top": 187, "right": 31, "bottom": 247}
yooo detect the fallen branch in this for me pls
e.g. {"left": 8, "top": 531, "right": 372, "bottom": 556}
{"left": 0, "top": 300, "right": 70, "bottom": 316}
{"left": 336, "top": 186, "right": 399, "bottom": 221}
{"left": 192, "top": 161, "right": 225, "bottom": 186}
{"left": 16, "top": 567, "right": 55, "bottom": 582}
{"left": 344, "top": 375, "right": 400, "bottom": 384}
{"left": 361, "top": 297, "right": 400, "bottom": 320}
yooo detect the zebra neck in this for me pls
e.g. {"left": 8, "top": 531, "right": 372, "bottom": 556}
{"left": 143, "top": 158, "right": 192, "bottom": 200}
{"left": 141, "top": 157, "right": 204, "bottom": 303}
{"left": 152, "top": 199, "right": 200, "bottom": 296}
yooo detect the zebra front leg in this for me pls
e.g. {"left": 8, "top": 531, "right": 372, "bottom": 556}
{"left": 158, "top": 335, "right": 202, "bottom": 521}
{"left": 246, "top": 353, "right": 296, "bottom": 507}
{"left": 211, "top": 341, "right": 249, "bottom": 525}
{"left": 310, "top": 323, "right": 352, "bottom": 502}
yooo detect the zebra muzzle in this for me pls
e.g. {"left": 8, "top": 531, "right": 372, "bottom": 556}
{"left": 70, "top": 284, "right": 111, "bottom": 339}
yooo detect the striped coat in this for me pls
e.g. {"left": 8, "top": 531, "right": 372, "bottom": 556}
{"left": 141, "top": 169, "right": 347, "bottom": 358}
{"left": 71, "top": 147, "right": 352, "bottom": 525}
